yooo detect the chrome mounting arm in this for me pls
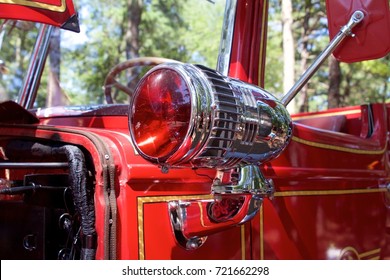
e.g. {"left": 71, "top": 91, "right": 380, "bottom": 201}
{"left": 168, "top": 165, "right": 274, "bottom": 250}
{"left": 281, "top": 10, "right": 365, "bottom": 107}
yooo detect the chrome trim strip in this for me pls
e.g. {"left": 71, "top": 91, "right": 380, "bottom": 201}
{"left": 216, "top": 0, "right": 237, "bottom": 75}
{"left": 18, "top": 24, "right": 53, "bottom": 109}
{"left": 0, "top": 162, "right": 68, "bottom": 168}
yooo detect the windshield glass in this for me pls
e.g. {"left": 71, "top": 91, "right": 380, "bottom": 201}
{"left": 0, "top": 0, "right": 226, "bottom": 108}
{"left": 0, "top": 20, "right": 39, "bottom": 103}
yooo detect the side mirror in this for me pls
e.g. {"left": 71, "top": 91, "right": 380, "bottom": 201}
{"left": 326, "top": 0, "right": 390, "bottom": 63}
{"left": 0, "top": 0, "right": 79, "bottom": 32}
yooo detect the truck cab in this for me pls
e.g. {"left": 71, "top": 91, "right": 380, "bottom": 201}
{"left": 0, "top": 0, "right": 389, "bottom": 260}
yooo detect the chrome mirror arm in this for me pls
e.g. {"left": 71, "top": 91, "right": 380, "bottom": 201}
{"left": 281, "top": 10, "right": 365, "bottom": 107}
{"left": 18, "top": 24, "right": 53, "bottom": 109}
{"left": 168, "top": 165, "right": 274, "bottom": 250}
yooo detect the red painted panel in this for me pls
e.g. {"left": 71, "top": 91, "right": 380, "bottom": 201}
{"left": 255, "top": 191, "right": 387, "bottom": 260}
{"left": 229, "top": 0, "right": 268, "bottom": 86}
{"left": 0, "top": 0, "right": 78, "bottom": 31}
{"left": 326, "top": 0, "right": 390, "bottom": 62}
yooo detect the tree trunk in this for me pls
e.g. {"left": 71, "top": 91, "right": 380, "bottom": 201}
{"left": 126, "top": 0, "right": 143, "bottom": 60}
{"left": 282, "top": 0, "right": 296, "bottom": 113}
{"left": 298, "top": 1, "right": 311, "bottom": 113}
{"left": 298, "top": 47, "right": 309, "bottom": 113}
{"left": 47, "top": 28, "right": 67, "bottom": 107}
{"left": 124, "top": 0, "right": 143, "bottom": 101}
{"left": 328, "top": 54, "right": 341, "bottom": 109}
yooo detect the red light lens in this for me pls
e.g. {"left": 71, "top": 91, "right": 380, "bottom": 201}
{"left": 130, "top": 69, "right": 191, "bottom": 161}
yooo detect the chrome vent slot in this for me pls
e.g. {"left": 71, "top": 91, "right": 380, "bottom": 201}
{"left": 196, "top": 66, "right": 241, "bottom": 166}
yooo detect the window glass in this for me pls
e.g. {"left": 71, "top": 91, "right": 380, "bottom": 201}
{"left": 37, "top": 0, "right": 226, "bottom": 107}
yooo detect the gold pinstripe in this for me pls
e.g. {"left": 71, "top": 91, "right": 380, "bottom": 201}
{"left": 359, "top": 248, "right": 381, "bottom": 258}
{"left": 241, "top": 225, "right": 246, "bottom": 260}
{"left": 257, "top": 1, "right": 268, "bottom": 86}
{"left": 339, "top": 246, "right": 381, "bottom": 260}
{"left": 259, "top": 205, "right": 264, "bottom": 260}
{"left": 292, "top": 136, "right": 386, "bottom": 155}
{"left": 137, "top": 194, "right": 213, "bottom": 260}
{"left": 292, "top": 109, "right": 361, "bottom": 121}
{"left": 274, "top": 188, "right": 387, "bottom": 197}
{"left": 137, "top": 188, "right": 386, "bottom": 260}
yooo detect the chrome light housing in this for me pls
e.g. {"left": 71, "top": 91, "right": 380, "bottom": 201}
{"left": 129, "top": 63, "right": 292, "bottom": 170}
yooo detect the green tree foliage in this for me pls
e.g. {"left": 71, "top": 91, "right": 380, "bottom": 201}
{"left": 140, "top": 0, "right": 188, "bottom": 60}
{"left": 178, "top": 1, "right": 225, "bottom": 68}
{"left": 56, "top": 0, "right": 224, "bottom": 105}
{"left": 340, "top": 57, "right": 390, "bottom": 106}
{"left": 266, "top": 0, "right": 389, "bottom": 113}
{"left": 0, "top": 21, "right": 39, "bottom": 101}
{"left": 265, "top": 1, "right": 283, "bottom": 98}
{"left": 61, "top": 0, "right": 128, "bottom": 104}
{"left": 1, "top": 1, "right": 388, "bottom": 109}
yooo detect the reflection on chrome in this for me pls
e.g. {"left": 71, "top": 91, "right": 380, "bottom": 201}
{"left": 326, "top": 245, "right": 341, "bottom": 260}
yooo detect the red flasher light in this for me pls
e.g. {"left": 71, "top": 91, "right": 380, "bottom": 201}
{"left": 130, "top": 69, "right": 191, "bottom": 161}
{"left": 129, "top": 63, "right": 292, "bottom": 170}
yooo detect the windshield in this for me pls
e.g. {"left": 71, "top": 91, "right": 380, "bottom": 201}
{"left": 0, "top": 20, "right": 39, "bottom": 103}
{"left": 0, "top": 0, "right": 226, "bottom": 108}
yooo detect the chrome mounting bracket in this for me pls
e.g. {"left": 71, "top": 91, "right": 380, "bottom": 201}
{"left": 281, "top": 10, "right": 365, "bottom": 106}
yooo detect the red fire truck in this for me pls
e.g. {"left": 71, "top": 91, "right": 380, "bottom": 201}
{"left": 0, "top": 0, "right": 389, "bottom": 260}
